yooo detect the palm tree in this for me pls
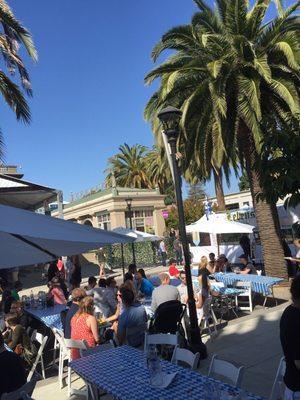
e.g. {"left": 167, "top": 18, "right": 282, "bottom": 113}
{"left": 105, "top": 143, "right": 152, "bottom": 189}
{"left": 0, "top": 0, "right": 37, "bottom": 159}
{"left": 145, "top": 0, "right": 300, "bottom": 277}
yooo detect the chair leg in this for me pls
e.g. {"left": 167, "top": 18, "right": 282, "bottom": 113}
{"left": 53, "top": 336, "right": 57, "bottom": 366}
{"left": 41, "top": 355, "right": 46, "bottom": 380}
{"left": 67, "top": 365, "right": 72, "bottom": 397}
{"left": 58, "top": 351, "right": 63, "bottom": 389}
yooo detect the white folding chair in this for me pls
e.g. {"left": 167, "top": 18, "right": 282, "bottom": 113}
{"left": 1, "top": 378, "right": 36, "bottom": 400}
{"left": 63, "top": 339, "right": 88, "bottom": 398}
{"left": 52, "top": 328, "right": 66, "bottom": 389}
{"left": 269, "top": 357, "right": 286, "bottom": 400}
{"left": 27, "top": 333, "right": 48, "bottom": 382}
{"left": 171, "top": 345, "right": 199, "bottom": 370}
{"left": 144, "top": 332, "right": 179, "bottom": 352}
{"left": 208, "top": 354, "right": 245, "bottom": 388}
{"left": 234, "top": 281, "right": 253, "bottom": 312}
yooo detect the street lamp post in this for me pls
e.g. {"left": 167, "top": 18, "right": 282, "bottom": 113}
{"left": 125, "top": 198, "right": 136, "bottom": 265}
{"left": 158, "top": 106, "right": 207, "bottom": 359}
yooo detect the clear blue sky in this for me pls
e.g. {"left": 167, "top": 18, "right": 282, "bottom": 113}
{"left": 2, "top": 0, "right": 284, "bottom": 200}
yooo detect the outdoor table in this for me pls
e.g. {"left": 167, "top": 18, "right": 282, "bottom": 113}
{"left": 214, "top": 273, "right": 283, "bottom": 306}
{"left": 70, "top": 345, "right": 265, "bottom": 400}
{"left": 26, "top": 304, "right": 66, "bottom": 331}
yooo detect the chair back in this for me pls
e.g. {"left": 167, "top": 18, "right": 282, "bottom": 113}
{"left": 269, "top": 357, "right": 286, "bottom": 400}
{"left": 31, "top": 331, "right": 44, "bottom": 346}
{"left": 211, "top": 282, "right": 224, "bottom": 288}
{"left": 235, "top": 281, "right": 251, "bottom": 291}
{"left": 27, "top": 335, "right": 48, "bottom": 382}
{"left": 1, "top": 378, "right": 36, "bottom": 400}
{"left": 171, "top": 345, "right": 199, "bottom": 370}
{"left": 208, "top": 354, "right": 244, "bottom": 388}
{"left": 144, "top": 332, "right": 178, "bottom": 352}
{"left": 80, "top": 341, "right": 115, "bottom": 357}
{"left": 152, "top": 300, "right": 186, "bottom": 334}
{"left": 64, "top": 338, "right": 88, "bottom": 350}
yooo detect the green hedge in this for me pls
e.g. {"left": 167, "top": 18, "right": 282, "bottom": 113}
{"left": 102, "top": 237, "right": 176, "bottom": 268}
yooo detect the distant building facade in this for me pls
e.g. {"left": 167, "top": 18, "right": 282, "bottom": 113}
{"left": 52, "top": 187, "right": 166, "bottom": 236}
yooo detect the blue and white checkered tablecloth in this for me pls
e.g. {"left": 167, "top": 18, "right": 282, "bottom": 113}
{"left": 214, "top": 273, "right": 283, "bottom": 296}
{"left": 26, "top": 304, "right": 66, "bottom": 331}
{"left": 70, "top": 346, "right": 265, "bottom": 400}
{"left": 192, "top": 277, "right": 245, "bottom": 296}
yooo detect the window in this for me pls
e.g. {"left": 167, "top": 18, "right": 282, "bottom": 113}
{"left": 97, "top": 212, "right": 111, "bottom": 230}
{"left": 225, "top": 203, "right": 240, "bottom": 211}
{"left": 243, "top": 201, "right": 250, "bottom": 207}
{"left": 125, "top": 209, "right": 154, "bottom": 232}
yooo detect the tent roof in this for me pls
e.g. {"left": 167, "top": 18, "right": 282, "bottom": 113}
{"left": 0, "top": 174, "right": 58, "bottom": 210}
{"left": 186, "top": 213, "right": 255, "bottom": 234}
{"left": 112, "top": 227, "right": 162, "bottom": 242}
{"left": 0, "top": 204, "right": 133, "bottom": 269}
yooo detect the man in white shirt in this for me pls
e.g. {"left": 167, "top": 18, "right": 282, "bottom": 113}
{"left": 151, "top": 272, "right": 180, "bottom": 312}
{"left": 159, "top": 240, "right": 167, "bottom": 267}
{"left": 177, "top": 270, "right": 188, "bottom": 303}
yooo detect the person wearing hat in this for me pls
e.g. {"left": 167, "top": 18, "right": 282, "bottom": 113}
{"left": 237, "top": 254, "right": 257, "bottom": 275}
{"left": 47, "top": 277, "right": 67, "bottom": 305}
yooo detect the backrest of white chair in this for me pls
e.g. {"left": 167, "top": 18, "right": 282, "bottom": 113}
{"left": 171, "top": 346, "right": 199, "bottom": 370}
{"left": 144, "top": 333, "right": 178, "bottom": 352}
{"left": 1, "top": 379, "right": 36, "bottom": 400}
{"left": 235, "top": 281, "right": 251, "bottom": 290}
{"left": 64, "top": 338, "right": 88, "bottom": 351}
{"left": 212, "top": 282, "right": 224, "bottom": 288}
{"left": 269, "top": 357, "right": 286, "bottom": 400}
{"left": 31, "top": 331, "right": 44, "bottom": 346}
{"left": 208, "top": 354, "right": 244, "bottom": 388}
{"left": 80, "top": 341, "right": 114, "bottom": 358}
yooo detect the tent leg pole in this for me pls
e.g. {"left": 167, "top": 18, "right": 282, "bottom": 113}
{"left": 121, "top": 244, "right": 125, "bottom": 282}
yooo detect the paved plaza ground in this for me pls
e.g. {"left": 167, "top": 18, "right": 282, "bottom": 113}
{"left": 17, "top": 262, "right": 289, "bottom": 399}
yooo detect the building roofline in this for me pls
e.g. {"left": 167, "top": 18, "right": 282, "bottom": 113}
{"left": 208, "top": 189, "right": 251, "bottom": 201}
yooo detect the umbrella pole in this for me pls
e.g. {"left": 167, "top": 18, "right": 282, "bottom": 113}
{"left": 217, "top": 234, "right": 220, "bottom": 257}
{"left": 121, "top": 243, "right": 125, "bottom": 282}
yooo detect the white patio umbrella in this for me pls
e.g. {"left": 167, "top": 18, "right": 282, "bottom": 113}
{"left": 186, "top": 213, "right": 255, "bottom": 234}
{"left": 186, "top": 213, "right": 255, "bottom": 256}
{"left": 112, "top": 227, "right": 162, "bottom": 278}
{"left": 112, "top": 227, "right": 162, "bottom": 242}
{"left": 0, "top": 204, "right": 133, "bottom": 269}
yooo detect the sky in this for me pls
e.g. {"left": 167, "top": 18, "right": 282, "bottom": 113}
{"left": 1, "top": 0, "right": 285, "bottom": 201}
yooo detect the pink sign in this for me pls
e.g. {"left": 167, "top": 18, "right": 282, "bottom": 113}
{"left": 162, "top": 210, "right": 169, "bottom": 219}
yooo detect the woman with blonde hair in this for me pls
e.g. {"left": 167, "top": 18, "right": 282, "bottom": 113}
{"left": 198, "top": 255, "right": 213, "bottom": 276}
{"left": 70, "top": 296, "right": 100, "bottom": 359}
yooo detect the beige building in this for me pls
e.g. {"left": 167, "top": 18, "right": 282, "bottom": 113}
{"left": 209, "top": 189, "right": 285, "bottom": 211}
{"left": 52, "top": 187, "right": 166, "bottom": 236}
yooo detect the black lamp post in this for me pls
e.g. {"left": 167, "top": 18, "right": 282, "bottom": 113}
{"left": 158, "top": 106, "right": 207, "bottom": 359}
{"left": 125, "top": 197, "right": 136, "bottom": 265}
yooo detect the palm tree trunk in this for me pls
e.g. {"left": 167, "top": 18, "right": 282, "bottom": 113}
{"left": 213, "top": 167, "right": 226, "bottom": 211}
{"left": 238, "top": 121, "right": 286, "bottom": 278}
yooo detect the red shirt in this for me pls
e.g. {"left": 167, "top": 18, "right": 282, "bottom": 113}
{"left": 169, "top": 265, "right": 180, "bottom": 277}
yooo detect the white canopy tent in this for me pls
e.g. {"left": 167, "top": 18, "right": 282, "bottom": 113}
{"left": 186, "top": 213, "right": 255, "bottom": 234}
{"left": 0, "top": 204, "right": 133, "bottom": 269}
{"left": 112, "top": 227, "right": 162, "bottom": 242}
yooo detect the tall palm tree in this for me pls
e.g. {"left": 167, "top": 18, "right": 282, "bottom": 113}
{"left": 105, "top": 143, "right": 152, "bottom": 189}
{"left": 145, "top": 0, "right": 300, "bottom": 277}
{"left": 0, "top": 0, "right": 37, "bottom": 159}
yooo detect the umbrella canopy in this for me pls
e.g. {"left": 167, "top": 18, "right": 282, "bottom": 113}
{"left": 0, "top": 204, "right": 133, "bottom": 269}
{"left": 186, "top": 213, "right": 255, "bottom": 234}
{"left": 112, "top": 227, "right": 162, "bottom": 242}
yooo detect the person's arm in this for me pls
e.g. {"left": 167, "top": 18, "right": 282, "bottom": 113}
{"left": 151, "top": 291, "right": 157, "bottom": 311}
{"left": 104, "top": 303, "right": 120, "bottom": 323}
{"left": 195, "top": 293, "right": 204, "bottom": 309}
{"left": 239, "top": 267, "right": 250, "bottom": 274}
{"left": 8, "top": 325, "right": 23, "bottom": 350}
{"left": 88, "top": 316, "right": 100, "bottom": 344}
{"left": 206, "top": 264, "right": 214, "bottom": 274}
{"left": 116, "top": 314, "right": 126, "bottom": 345}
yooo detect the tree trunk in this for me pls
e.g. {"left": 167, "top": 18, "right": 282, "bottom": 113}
{"left": 238, "top": 121, "right": 286, "bottom": 278}
{"left": 213, "top": 167, "right": 226, "bottom": 211}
